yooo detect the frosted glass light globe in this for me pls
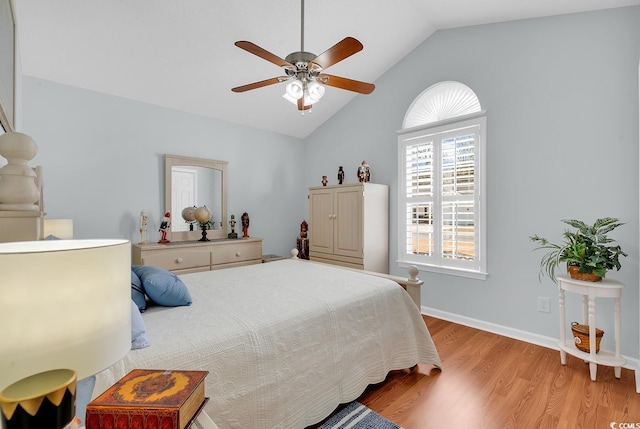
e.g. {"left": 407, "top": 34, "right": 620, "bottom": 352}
{"left": 308, "top": 82, "right": 325, "bottom": 102}
{"left": 286, "top": 80, "right": 304, "bottom": 99}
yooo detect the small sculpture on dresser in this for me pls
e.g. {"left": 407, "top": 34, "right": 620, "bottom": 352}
{"left": 181, "top": 206, "right": 197, "bottom": 231}
{"left": 139, "top": 210, "right": 148, "bottom": 244}
{"left": 242, "top": 212, "right": 250, "bottom": 238}
{"left": 337, "top": 166, "right": 345, "bottom": 184}
{"left": 322, "top": 175, "right": 328, "bottom": 186}
{"left": 300, "top": 220, "right": 308, "bottom": 239}
{"left": 357, "top": 160, "right": 370, "bottom": 183}
{"left": 194, "top": 205, "right": 212, "bottom": 242}
{"left": 228, "top": 214, "right": 238, "bottom": 239}
{"left": 297, "top": 220, "right": 309, "bottom": 260}
{"left": 158, "top": 212, "right": 171, "bottom": 243}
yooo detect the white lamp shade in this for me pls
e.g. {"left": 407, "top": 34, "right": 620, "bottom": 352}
{"left": 285, "top": 80, "right": 304, "bottom": 99}
{"left": 43, "top": 219, "right": 74, "bottom": 240}
{"left": 307, "top": 82, "right": 325, "bottom": 103}
{"left": 0, "top": 239, "right": 131, "bottom": 391}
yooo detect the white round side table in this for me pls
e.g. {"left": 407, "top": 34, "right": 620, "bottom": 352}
{"left": 557, "top": 274, "right": 625, "bottom": 380}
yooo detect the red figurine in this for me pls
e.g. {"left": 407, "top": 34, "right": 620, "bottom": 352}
{"left": 158, "top": 212, "right": 171, "bottom": 243}
{"left": 241, "top": 212, "right": 250, "bottom": 238}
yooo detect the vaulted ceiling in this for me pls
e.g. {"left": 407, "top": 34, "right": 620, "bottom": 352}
{"left": 14, "top": 0, "right": 639, "bottom": 138}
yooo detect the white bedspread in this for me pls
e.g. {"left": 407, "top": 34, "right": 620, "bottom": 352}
{"left": 94, "top": 260, "right": 441, "bottom": 429}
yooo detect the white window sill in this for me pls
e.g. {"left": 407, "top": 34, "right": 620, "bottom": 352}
{"left": 397, "top": 261, "right": 488, "bottom": 280}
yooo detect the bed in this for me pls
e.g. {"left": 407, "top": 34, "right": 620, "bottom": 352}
{"left": 94, "top": 259, "right": 441, "bottom": 429}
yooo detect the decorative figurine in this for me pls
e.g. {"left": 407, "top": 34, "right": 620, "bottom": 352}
{"left": 297, "top": 220, "right": 309, "bottom": 260}
{"left": 337, "top": 166, "right": 345, "bottom": 185}
{"left": 241, "top": 212, "right": 250, "bottom": 238}
{"left": 194, "top": 205, "right": 212, "bottom": 242}
{"left": 139, "top": 210, "right": 148, "bottom": 244}
{"left": 158, "top": 212, "right": 171, "bottom": 243}
{"left": 357, "top": 160, "right": 371, "bottom": 183}
{"left": 300, "top": 220, "right": 308, "bottom": 239}
{"left": 228, "top": 214, "right": 238, "bottom": 239}
{"left": 322, "top": 176, "right": 328, "bottom": 186}
{"left": 181, "top": 206, "right": 197, "bottom": 231}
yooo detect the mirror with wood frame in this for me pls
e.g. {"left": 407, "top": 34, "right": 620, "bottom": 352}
{"left": 0, "top": 0, "right": 16, "bottom": 132}
{"left": 165, "top": 154, "right": 227, "bottom": 242}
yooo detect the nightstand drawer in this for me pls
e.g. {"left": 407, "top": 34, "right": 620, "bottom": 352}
{"left": 141, "top": 249, "right": 210, "bottom": 271}
{"left": 212, "top": 241, "right": 262, "bottom": 265}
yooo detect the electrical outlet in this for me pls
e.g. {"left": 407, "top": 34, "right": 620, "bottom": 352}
{"left": 537, "top": 296, "right": 550, "bottom": 313}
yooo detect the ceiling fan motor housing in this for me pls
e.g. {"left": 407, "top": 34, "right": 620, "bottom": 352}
{"left": 285, "top": 51, "right": 318, "bottom": 70}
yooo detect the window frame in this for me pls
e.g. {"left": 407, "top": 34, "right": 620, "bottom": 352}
{"left": 397, "top": 112, "right": 487, "bottom": 280}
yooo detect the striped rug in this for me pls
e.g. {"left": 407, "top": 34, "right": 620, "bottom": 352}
{"left": 318, "top": 402, "right": 403, "bottom": 429}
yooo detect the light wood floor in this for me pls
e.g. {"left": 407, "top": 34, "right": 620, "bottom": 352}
{"left": 355, "top": 316, "right": 640, "bottom": 429}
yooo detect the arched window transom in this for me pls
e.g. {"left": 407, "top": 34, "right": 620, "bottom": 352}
{"left": 403, "top": 81, "right": 481, "bottom": 129}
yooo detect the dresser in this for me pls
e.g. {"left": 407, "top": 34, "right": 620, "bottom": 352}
{"left": 132, "top": 238, "right": 262, "bottom": 274}
{"left": 308, "top": 183, "right": 388, "bottom": 273}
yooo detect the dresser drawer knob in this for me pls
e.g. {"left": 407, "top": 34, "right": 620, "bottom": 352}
{"left": 235, "top": 251, "right": 241, "bottom": 257}
{"left": 175, "top": 257, "right": 183, "bottom": 264}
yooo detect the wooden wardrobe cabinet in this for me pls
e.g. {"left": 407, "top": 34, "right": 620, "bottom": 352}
{"left": 308, "top": 183, "right": 388, "bottom": 273}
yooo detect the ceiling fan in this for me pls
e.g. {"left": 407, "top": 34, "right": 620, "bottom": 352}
{"left": 231, "top": 0, "right": 375, "bottom": 112}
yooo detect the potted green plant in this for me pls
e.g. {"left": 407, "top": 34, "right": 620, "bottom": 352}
{"left": 530, "top": 217, "right": 627, "bottom": 282}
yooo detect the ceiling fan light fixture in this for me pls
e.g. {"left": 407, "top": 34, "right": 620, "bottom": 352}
{"left": 233, "top": 0, "right": 374, "bottom": 111}
{"left": 282, "top": 91, "right": 312, "bottom": 106}
{"left": 307, "top": 81, "right": 325, "bottom": 103}
{"left": 285, "top": 79, "right": 304, "bottom": 99}
{"left": 282, "top": 92, "right": 298, "bottom": 105}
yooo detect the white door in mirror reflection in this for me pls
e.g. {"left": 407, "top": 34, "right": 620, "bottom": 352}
{"left": 172, "top": 167, "right": 198, "bottom": 232}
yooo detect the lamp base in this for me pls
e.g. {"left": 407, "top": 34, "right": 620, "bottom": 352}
{"left": 0, "top": 369, "right": 76, "bottom": 429}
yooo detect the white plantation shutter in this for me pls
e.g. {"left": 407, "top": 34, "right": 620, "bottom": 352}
{"left": 404, "top": 139, "right": 434, "bottom": 257}
{"left": 401, "top": 124, "right": 480, "bottom": 270}
{"left": 399, "top": 82, "right": 486, "bottom": 279}
{"left": 440, "top": 129, "right": 477, "bottom": 265}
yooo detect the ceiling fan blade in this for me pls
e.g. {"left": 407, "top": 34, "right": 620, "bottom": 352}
{"left": 235, "top": 41, "right": 293, "bottom": 69}
{"left": 232, "top": 77, "right": 286, "bottom": 93}
{"left": 308, "top": 37, "right": 363, "bottom": 70}
{"left": 318, "top": 74, "right": 375, "bottom": 94}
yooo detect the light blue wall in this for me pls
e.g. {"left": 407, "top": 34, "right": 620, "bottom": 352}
{"left": 304, "top": 6, "right": 640, "bottom": 357}
{"left": 19, "top": 7, "right": 640, "bottom": 358}
{"left": 21, "top": 78, "right": 307, "bottom": 257}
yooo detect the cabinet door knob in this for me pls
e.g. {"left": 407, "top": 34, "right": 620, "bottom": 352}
{"left": 235, "top": 251, "right": 241, "bottom": 257}
{"left": 176, "top": 257, "right": 183, "bottom": 264}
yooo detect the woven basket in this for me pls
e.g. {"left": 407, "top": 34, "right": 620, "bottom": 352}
{"left": 571, "top": 322, "right": 604, "bottom": 353}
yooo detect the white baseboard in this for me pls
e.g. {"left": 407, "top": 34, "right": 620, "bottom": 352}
{"left": 422, "top": 306, "right": 639, "bottom": 376}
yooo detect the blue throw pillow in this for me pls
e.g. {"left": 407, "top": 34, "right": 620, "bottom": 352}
{"left": 131, "top": 269, "right": 146, "bottom": 312}
{"left": 132, "top": 265, "right": 192, "bottom": 307}
{"left": 131, "top": 299, "right": 150, "bottom": 350}
{"left": 76, "top": 375, "right": 96, "bottom": 426}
